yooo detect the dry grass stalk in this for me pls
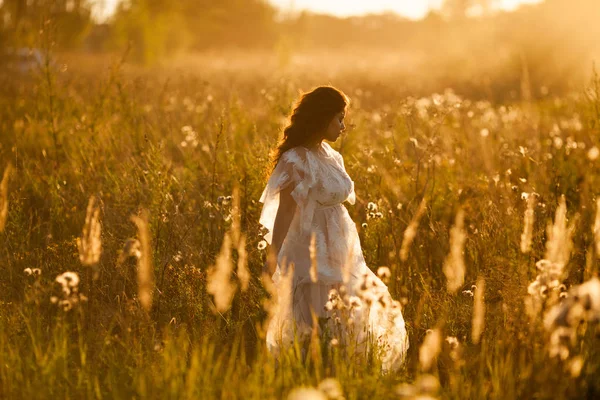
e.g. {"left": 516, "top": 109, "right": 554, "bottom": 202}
{"left": 472, "top": 277, "right": 485, "bottom": 344}
{"left": 207, "top": 232, "right": 237, "bottom": 312}
{"left": 77, "top": 196, "right": 102, "bottom": 266}
{"left": 545, "top": 195, "right": 575, "bottom": 271}
{"left": 0, "top": 163, "right": 13, "bottom": 233}
{"left": 309, "top": 231, "right": 318, "bottom": 283}
{"left": 443, "top": 209, "right": 466, "bottom": 294}
{"left": 131, "top": 212, "right": 154, "bottom": 312}
{"left": 520, "top": 195, "right": 536, "bottom": 253}
{"left": 230, "top": 185, "right": 241, "bottom": 245}
{"left": 258, "top": 255, "right": 279, "bottom": 339}
{"left": 419, "top": 328, "right": 442, "bottom": 372}
{"left": 237, "top": 234, "right": 250, "bottom": 291}
{"left": 594, "top": 198, "right": 600, "bottom": 255}
{"left": 400, "top": 197, "right": 427, "bottom": 261}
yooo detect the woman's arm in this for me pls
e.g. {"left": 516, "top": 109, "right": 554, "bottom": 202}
{"left": 264, "top": 185, "right": 297, "bottom": 275}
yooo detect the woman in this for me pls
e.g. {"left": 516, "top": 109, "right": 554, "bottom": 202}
{"left": 259, "top": 86, "right": 408, "bottom": 372}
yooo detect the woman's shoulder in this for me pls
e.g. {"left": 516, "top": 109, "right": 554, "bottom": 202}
{"left": 279, "top": 146, "right": 310, "bottom": 167}
{"left": 322, "top": 142, "right": 344, "bottom": 163}
{"left": 281, "top": 146, "right": 310, "bottom": 163}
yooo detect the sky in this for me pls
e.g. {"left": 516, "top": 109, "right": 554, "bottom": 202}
{"left": 92, "top": 0, "right": 545, "bottom": 22}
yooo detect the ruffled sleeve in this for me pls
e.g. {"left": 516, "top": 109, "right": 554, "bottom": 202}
{"left": 259, "top": 148, "right": 317, "bottom": 245}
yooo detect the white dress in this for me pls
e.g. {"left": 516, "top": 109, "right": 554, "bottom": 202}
{"left": 259, "top": 141, "right": 408, "bottom": 372}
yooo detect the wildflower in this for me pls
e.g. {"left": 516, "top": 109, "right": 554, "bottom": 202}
{"left": 443, "top": 209, "right": 466, "bottom": 294}
{"left": 587, "top": 146, "right": 599, "bottom": 160}
{"left": 361, "top": 223, "right": 368, "bottom": 229}
{"left": 24, "top": 268, "right": 32, "bottom": 275}
{"left": 257, "top": 240, "right": 267, "bottom": 250}
{"left": 180, "top": 125, "right": 199, "bottom": 148}
{"left": 77, "top": 196, "right": 102, "bottom": 266}
{"left": 462, "top": 289, "right": 474, "bottom": 297}
{"left": 330, "top": 338, "right": 339, "bottom": 347}
{"left": 480, "top": 128, "right": 489, "bottom": 137}
{"left": 53, "top": 271, "right": 86, "bottom": 311}
{"left": 367, "top": 202, "right": 378, "bottom": 212}
{"left": 172, "top": 251, "right": 183, "bottom": 262}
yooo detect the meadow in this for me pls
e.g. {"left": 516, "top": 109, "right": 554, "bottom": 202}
{"left": 0, "top": 49, "right": 599, "bottom": 399}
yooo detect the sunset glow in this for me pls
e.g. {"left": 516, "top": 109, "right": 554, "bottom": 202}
{"left": 93, "top": 0, "right": 545, "bottom": 22}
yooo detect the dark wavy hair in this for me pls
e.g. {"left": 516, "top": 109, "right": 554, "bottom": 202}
{"left": 270, "top": 86, "right": 349, "bottom": 170}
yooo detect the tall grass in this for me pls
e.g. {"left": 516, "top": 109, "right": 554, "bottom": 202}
{"left": 0, "top": 50, "right": 599, "bottom": 399}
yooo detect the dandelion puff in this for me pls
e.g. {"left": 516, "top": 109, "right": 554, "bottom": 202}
{"left": 419, "top": 328, "right": 441, "bottom": 371}
{"left": 207, "top": 232, "right": 236, "bottom": 313}
{"left": 77, "top": 196, "right": 102, "bottom": 266}
{"left": 131, "top": 212, "right": 154, "bottom": 312}
{"left": 287, "top": 387, "right": 327, "bottom": 400}
{"left": 0, "top": 163, "right": 13, "bottom": 233}
{"left": 400, "top": 197, "right": 427, "bottom": 261}
{"left": 377, "top": 266, "right": 391, "bottom": 283}
{"left": 118, "top": 238, "right": 142, "bottom": 264}
{"left": 472, "top": 277, "right": 485, "bottom": 344}
{"left": 445, "top": 336, "right": 459, "bottom": 348}
{"left": 520, "top": 194, "right": 536, "bottom": 253}
{"left": 317, "top": 378, "right": 344, "bottom": 400}
{"left": 443, "top": 209, "right": 466, "bottom": 294}
{"left": 568, "top": 356, "right": 584, "bottom": 378}
{"left": 309, "top": 231, "right": 318, "bottom": 283}
{"left": 56, "top": 271, "right": 80, "bottom": 288}
{"left": 237, "top": 234, "right": 250, "bottom": 291}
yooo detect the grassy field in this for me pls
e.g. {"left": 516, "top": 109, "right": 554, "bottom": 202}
{"left": 0, "top": 50, "right": 599, "bottom": 399}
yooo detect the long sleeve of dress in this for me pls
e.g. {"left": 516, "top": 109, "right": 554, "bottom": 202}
{"left": 259, "top": 148, "right": 317, "bottom": 245}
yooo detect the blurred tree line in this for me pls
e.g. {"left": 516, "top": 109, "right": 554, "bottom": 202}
{"left": 0, "top": 0, "right": 598, "bottom": 92}
{"left": 0, "top": 0, "right": 92, "bottom": 49}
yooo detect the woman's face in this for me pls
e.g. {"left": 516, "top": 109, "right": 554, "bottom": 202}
{"left": 322, "top": 110, "right": 346, "bottom": 142}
